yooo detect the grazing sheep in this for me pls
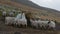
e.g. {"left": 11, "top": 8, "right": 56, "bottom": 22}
{"left": 30, "top": 19, "right": 56, "bottom": 30}
{"left": 47, "top": 21, "right": 56, "bottom": 30}
{"left": 2, "top": 11, "right": 6, "bottom": 16}
{"left": 2, "top": 11, "right": 7, "bottom": 22}
{"left": 14, "top": 19, "right": 27, "bottom": 27}
{"left": 38, "top": 21, "right": 49, "bottom": 29}
{"left": 30, "top": 19, "right": 39, "bottom": 29}
{"left": 39, "top": 20, "right": 56, "bottom": 30}
{"left": 5, "top": 17, "right": 15, "bottom": 26}
{"left": 14, "top": 13, "right": 27, "bottom": 28}
{"left": 8, "top": 11, "right": 14, "bottom": 17}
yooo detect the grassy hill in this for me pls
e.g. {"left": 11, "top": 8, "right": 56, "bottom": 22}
{"left": 0, "top": 0, "right": 60, "bottom": 23}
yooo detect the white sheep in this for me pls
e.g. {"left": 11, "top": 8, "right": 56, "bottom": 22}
{"left": 2, "top": 11, "right": 7, "bottom": 21}
{"left": 14, "top": 19, "right": 27, "bottom": 27}
{"left": 38, "top": 21, "right": 49, "bottom": 29}
{"left": 39, "top": 21, "right": 56, "bottom": 30}
{"left": 8, "top": 11, "right": 14, "bottom": 17}
{"left": 30, "top": 19, "right": 56, "bottom": 30}
{"left": 14, "top": 13, "right": 27, "bottom": 27}
{"left": 47, "top": 21, "right": 56, "bottom": 30}
{"left": 30, "top": 19, "right": 39, "bottom": 28}
{"left": 2, "top": 11, "right": 6, "bottom": 16}
{"left": 5, "top": 17, "right": 15, "bottom": 26}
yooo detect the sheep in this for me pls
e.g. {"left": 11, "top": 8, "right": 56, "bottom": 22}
{"left": 30, "top": 19, "right": 39, "bottom": 29}
{"left": 14, "top": 13, "right": 27, "bottom": 28}
{"left": 2, "top": 11, "right": 7, "bottom": 22}
{"left": 8, "top": 11, "right": 15, "bottom": 17}
{"left": 47, "top": 21, "right": 56, "bottom": 30}
{"left": 30, "top": 19, "right": 46, "bottom": 29}
{"left": 2, "top": 11, "right": 6, "bottom": 16}
{"left": 38, "top": 21, "right": 49, "bottom": 29}
{"left": 30, "top": 19, "right": 56, "bottom": 30}
{"left": 39, "top": 20, "right": 56, "bottom": 30}
{"left": 5, "top": 17, "right": 15, "bottom": 26}
{"left": 14, "top": 19, "right": 27, "bottom": 28}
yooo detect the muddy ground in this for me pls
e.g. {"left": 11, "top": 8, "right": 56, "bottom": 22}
{"left": 0, "top": 17, "right": 60, "bottom": 34}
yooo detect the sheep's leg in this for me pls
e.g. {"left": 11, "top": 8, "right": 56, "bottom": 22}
{"left": 33, "top": 26, "right": 36, "bottom": 29}
{"left": 49, "top": 27, "right": 56, "bottom": 31}
{"left": 31, "top": 25, "right": 33, "bottom": 28}
{"left": 19, "top": 24, "right": 22, "bottom": 28}
{"left": 41, "top": 26, "right": 45, "bottom": 30}
{"left": 16, "top": 24, "right": 21, "bottom": 28}
{"left": 15, "top": 23, "right": 18, "bottom": 27}
{"left": 37, "top": 23, "right": 41, "bottom": 29}
{"left": 24, "top": 24, "right": 27, "bottom": 28}
{"left": 13, "top": 23, "right": 16, "bottom": 27}
{"left": 23, "top": 24, "right": 26, "bottom": 28}
{"left": 5, "top": 19, "right": 7, "bottom": 25}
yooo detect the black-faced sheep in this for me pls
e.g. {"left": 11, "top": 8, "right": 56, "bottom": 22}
{"left": 30, "top": 19, "right": 56, "bottom": 30}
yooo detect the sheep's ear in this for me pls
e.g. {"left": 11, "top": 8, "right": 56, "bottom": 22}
{"left": 48, "top": 21, "right": 50, "bottom": 24}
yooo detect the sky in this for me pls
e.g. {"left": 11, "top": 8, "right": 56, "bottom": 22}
{"left": 30, "top": 0, "right": 60, "bottom": 11}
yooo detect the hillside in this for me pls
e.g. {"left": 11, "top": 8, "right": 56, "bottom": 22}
{"left": 0, "top": 0, "right": 60, "bottom": 22}
{"left": 11, "top": 0, "right": 60, "bottom": 12}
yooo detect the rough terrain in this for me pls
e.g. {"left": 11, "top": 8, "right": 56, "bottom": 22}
{"left": 0, "top": 17, "right": 60, "bottom": 34}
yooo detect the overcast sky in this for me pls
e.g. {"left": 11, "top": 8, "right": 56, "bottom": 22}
{"left": 30, "top": 0, "right": 60, "bottom": 11}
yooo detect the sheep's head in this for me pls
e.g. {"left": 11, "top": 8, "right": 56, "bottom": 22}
{"left": 48, "top": 21, "right": 51, "bottom": 24}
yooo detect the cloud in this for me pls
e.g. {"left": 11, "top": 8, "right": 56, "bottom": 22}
{"left": 30, "top": 0, "right": 60, "bottom": 11}
{"left": 30, "top": 0, "right": 53, "bottom": 4}
{"left": 42, "top": 0, "right": 53, "bottom": 3}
